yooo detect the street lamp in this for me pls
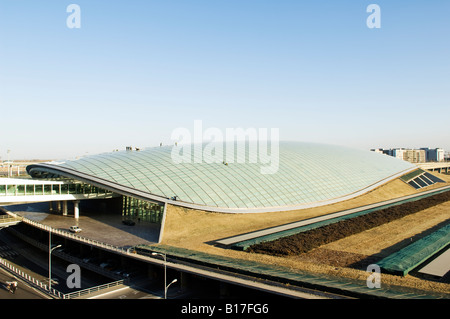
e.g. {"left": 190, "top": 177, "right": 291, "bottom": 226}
{"left": 49, "top": 239, "right": 62, "bottom": 290}
{"left": 166, "top": 279, "right": 177, "bottom": 298}
{"left": 152, "top": 252, "right": 177, "bottom": 299}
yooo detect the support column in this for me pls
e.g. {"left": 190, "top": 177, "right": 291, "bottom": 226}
{"left": 49, "top": 201, "right": 53, "bottom": 212}
{"left": 62, "top": 201, "right": 68, "bottom": 216}
{"left": 56, "top": 201, "right": 62, "bottom": 213}
{"left": 74, "top": 200, "right": 80, "bottom": 219}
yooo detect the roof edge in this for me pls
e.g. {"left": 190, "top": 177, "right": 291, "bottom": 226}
{"left": 26, "top": 163, "right": 418, "bottom": 214}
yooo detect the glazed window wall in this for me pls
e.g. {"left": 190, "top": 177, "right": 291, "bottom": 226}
{"left": 0, "top": 181, "right": 113, "bottom": 196}
{"left": 122, "top": 196, "right": 164, "bottom": 224}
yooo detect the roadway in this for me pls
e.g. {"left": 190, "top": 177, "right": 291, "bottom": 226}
{"left": 0, "top": 266, "right": 50, "bottom": 299}
{"left": 418, "top": 162, "right": 450, "bottom": 172}
{"left": 0, "top": 229, "right": 166, "bottom": 299}
{"left": 87, "top": 285, "right": 160, "bottom": 299}
{"left": 5, "top": 186, "right": 449, "bottom": 299}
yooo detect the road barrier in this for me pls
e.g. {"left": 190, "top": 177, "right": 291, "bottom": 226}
{"left": 0, "top": 210, "right": 130, "bottom": 299}
{"left": 21, "top": 217, "right": 130, "bottom": 255}
{"left": 0, "top": 256, "right": 125, "bottom": 299}
{"left": 0, "top": 256, "right": 61, "bottom": 298}
{"left": 0, "top": 215, "right": 22, "bottom": 229}
{"left": 61, "top": 280, "right": 125, "bottom": 299}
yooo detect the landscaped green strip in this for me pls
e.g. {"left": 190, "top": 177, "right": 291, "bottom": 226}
{"left": 135, "top": 244, "right": 447, "bottom": 299}
{"left": 231, "top": 187, "right": 450, "bottom": 251}
{"left": 231, "top": 207, "right": 380, "bottom": 250}
{"left": 378, "top": 223, "right": 450, "bottom": 276}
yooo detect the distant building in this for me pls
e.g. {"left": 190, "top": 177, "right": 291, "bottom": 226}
{"left": 403, "top": 149, "right": 426, "bottom": 163}
{"left": 421, "top": 148, "right": 445, "bottom": 162}
{"left": 392, "top": 149, "right": 405, "bottom": 160}
{"left": 370, "top": 148, "right": 384, "bottom": 154}
{"left": 371, "top": 147, "right": 444, "bottom": 163}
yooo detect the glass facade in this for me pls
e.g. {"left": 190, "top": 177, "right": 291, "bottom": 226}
{"left": 0, "top": 180, "right": 113, "bottom": 197}
{"left": 28, "top": 142, "right": 416, "bottom": 210}
{"left": 122, "top": 196, "right": 164, "bottom": 224}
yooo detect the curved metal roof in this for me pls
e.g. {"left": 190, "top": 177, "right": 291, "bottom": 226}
{"left": 27, "top": 142, "right": 416, "bottom": 213}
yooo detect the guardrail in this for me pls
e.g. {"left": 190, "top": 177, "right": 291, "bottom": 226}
{"left": 6, "top": 227, "right": 124, "bottom": 281}
{"left": 0, "top": 215, "right": 22, "bottom": 221}
{"left": 0, "top": 256, "right": 62, "bottom": 298}
{"left": 1, "top": 209, "right": 142, "bottom": 258}
{"left": 0, "top": 215, "right": 22, "bottom": 229}
{"left": 0, "top": 209, "right": 131, "bottom": 299}
{"left": 0, "top": 209, "right": 165, "bottom": 298}
{"left": 61, "top": 280, "right": 125, "bottom": 299}
{"left": 0, "top": 255, "right": 125, "bottom": 299}
{"left": 21, "top": 218, "right": 130, "bottom": 255}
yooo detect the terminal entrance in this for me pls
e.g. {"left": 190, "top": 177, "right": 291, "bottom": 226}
{"left": 122, "top": 196, "right": 164, "bottom": 224}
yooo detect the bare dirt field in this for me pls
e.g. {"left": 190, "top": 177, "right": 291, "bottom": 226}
{"left": 299, "top": 201, "right": 450, "bottom": 268}
{"left": 247, "top": 190, "right": 450, "bottom": 257}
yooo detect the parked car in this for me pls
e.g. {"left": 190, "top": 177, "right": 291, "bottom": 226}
{"left": 69, "top": 226, "right": 82, "bottom": 233}
{"left": 122, "top": 219, "right": 135, "bottom": 226}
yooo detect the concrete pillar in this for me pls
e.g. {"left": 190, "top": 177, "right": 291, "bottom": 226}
{"left": 56, "top": 201, "right": 61, "bottom": 213}
{"left": 49, "top": 201, "right": 53, "bottom": 212}
{"left": 74, "top": 200, "right": 80, "bottom": 219}
{"left": 62, "top": 201, "right": 68, "bottom": 216}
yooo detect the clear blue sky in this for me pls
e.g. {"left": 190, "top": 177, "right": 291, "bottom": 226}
{"left": 1, "top": 1, "right": 449, "bottom": 160}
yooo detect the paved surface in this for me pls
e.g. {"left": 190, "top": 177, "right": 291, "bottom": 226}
{"left": 419, "top": 247, "right": 450, "bottom": 277}
{"left": 4, "top": 203, "right": 160, "bottom": 248}
{"left": 85, "top": 282, "right": 162, "bottom": 299}
{"left": 0, "top": 265, "right": 50, "bottom": 299}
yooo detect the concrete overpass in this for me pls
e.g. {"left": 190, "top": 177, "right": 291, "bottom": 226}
{"left": 0, "top": 178, "right": 119, "bottom": 219}
{"left": 418, "top": 162, "right": 450, "bottom": 174}
{"left": 0, "top": 215, "right": 22, "bottom": 229}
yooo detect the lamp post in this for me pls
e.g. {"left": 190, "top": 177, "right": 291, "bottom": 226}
{"left": 49, "top": 230, "right": 62, "bottom": 291}
{"left": 152, "top": 252, "right": 177, "bottom": 299}
{"left": 166, "top": 279, "right": 177, "bottom": 298}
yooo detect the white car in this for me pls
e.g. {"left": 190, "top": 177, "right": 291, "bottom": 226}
{"left": 69, "top": 226, "right": 82, "bottom": 233}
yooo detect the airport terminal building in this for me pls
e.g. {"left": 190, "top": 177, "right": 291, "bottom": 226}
{"left": 1, "top": 141, "right": 449, "bottom": 299}
{"left": 15, "top": 141, "right": 423, "bottom": 222}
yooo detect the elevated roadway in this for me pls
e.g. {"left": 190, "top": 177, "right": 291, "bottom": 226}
{"left": 0, "top": 215, "right": 22, "bottom": 229}
{"left": 0, "top": 178, "right": 117, "bottom": 205}
{"left": 0, "top": 178, "right": 119, "bottom": 219}
{"left": 418, "top": 162, "right": 450, "bottom": 173}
